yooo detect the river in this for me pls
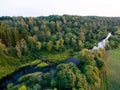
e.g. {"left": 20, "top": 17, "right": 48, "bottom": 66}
{"left": 0, "top": 58, "right": 80, "bottom": 89}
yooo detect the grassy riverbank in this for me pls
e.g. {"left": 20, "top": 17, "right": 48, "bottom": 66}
{"left": 0, "top": 49, "right": 71, "bottom": 79}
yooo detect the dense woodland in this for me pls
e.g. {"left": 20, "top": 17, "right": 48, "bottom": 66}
{"left": 0, "top": 15, "right": 120, "bottom": 53}
{"left": 0, "top": 15, "right": 120, "bottom": 90}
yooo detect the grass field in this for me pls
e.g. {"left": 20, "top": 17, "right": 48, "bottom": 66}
{"left": 106, "top": 49, "right": 120, "bottom": 90}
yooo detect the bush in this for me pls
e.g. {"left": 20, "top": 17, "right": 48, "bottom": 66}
{"left": 7, "top": 83, "right": 13, "bottom": 89}
{"left": 18, "top": 85, "right": 27, "bottom": 90}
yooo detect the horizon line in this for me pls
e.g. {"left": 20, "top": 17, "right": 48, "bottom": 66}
{"left": 0, "top": 14, "right": 120, "bottom": 18}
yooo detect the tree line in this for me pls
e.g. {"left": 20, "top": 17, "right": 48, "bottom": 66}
{"left": 0, "top": 15, "right": 120, "bottom": 57}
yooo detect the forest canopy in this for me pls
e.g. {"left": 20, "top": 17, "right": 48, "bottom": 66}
{"left": 0, "top": 15, "right": 120, "bottom": 90}
{"left": 0, "top": 15, "right": 120, "bottom": 56}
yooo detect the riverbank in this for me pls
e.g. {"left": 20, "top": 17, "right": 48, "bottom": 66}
{"left": 0, "top": 49, "right": 72, "bottom": 88}
{"left": 0, "top": 49, "right": 72, "bottom": 80}
{"left": 0, "top": 57, "right": 80, "bottom": 89}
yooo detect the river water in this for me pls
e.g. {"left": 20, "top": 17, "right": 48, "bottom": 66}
{"left": 0, "top": 58, "right": 80, "bottom": 89}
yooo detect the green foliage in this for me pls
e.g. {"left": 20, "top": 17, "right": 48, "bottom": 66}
{"left": 7, "top": 83, "right": 13, "bottom": 89}
{"left": 36, "top": 62, "right": 49, "bottom": 68}
{"left": 75, "top": 49, "right": 107, "bottom": 89}
{"left": 18, "top": 85, "right": 27, "bottom": 90}
{"left": 15, "top": 72, "right": 51, "bottom": 90}
{"left": 39, "top": 49, "right": 71, "bottom": 63}
{"left": 36, "top": 41, "right": 42, "bottom": 50}
{"left": 7, "top": 47, "right": 17, "bottom": 57}
{"left": 78, "top": 88, "right": 84, "bottom": 90}
{"left": 30, "top": 59, "right": 41, "bottom": 65}
{"left": 0, "top": 16, "right": 119, "bottom": 54}
{"left": 77, "top": 49, "right": 97, "bottom": 66}
{"left": 15, "top": 42, "right": 22, "bottom": 58}
{"left": 83, "top": 65, "right": 101, "bottom": 87}
{"left": 0, "top": 16, "right": 120, "bottom": 89}
{"left": 42, "top": 72, "right": 51, "bottom": 86}
{"left": 18, "top": 72, "right": 43, "bottom": 83}
{"left": 33, "top": 84, "right": 41, "bottom": 90}
{"left": 96, "top": 58, "right": 104, "bottom": 70}
{"left": 47, "top": 41, "right": 53, "bottom": 51}
{"left": 53, "top": 88, "right": 58, "bottom": 90}
{"left": 8, "top": 84, "right": 21, "bottom": 90}
{"left": 0, "top": 39, "right": 6, "bottom": 51}
{"left": 52, "top": 63, "right": 87, "bottom": 90}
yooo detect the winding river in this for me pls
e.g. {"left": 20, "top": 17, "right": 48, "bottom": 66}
{"left": 0, "top": 58, "right": 80, "bottom": 89}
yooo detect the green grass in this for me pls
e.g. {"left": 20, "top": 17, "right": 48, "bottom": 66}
{"left": 37, "top": 49, "right": 72, "bottom": 63}
{"left": 106, "top": 48, "right": 120, "bottom": 90}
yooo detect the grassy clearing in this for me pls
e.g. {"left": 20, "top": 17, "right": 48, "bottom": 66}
{"left": 106, "top": 49, "right": 120, "bottom": 90}
{"left": 37, "top": 49, "right": 72, "bottom": 63}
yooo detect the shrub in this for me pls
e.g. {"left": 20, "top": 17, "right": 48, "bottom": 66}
{"left": 7, "top": 83, "right": 13, "bottom": 89}
{"left": 18, "top": 85, "right": 27, "bottom": 90}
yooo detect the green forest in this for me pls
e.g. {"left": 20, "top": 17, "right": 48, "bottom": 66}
{"left": 0, "top": 15, "right": 120, "bottom": 90}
